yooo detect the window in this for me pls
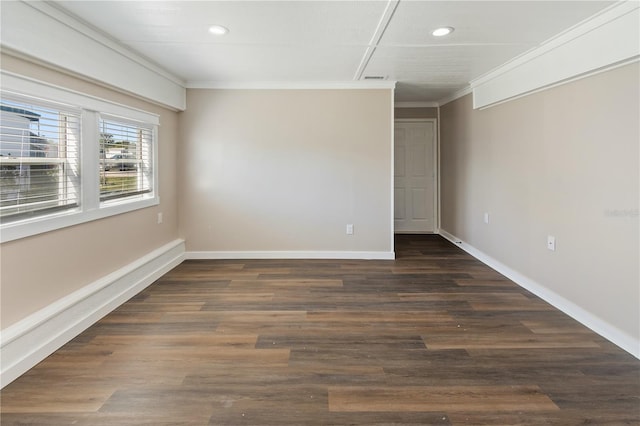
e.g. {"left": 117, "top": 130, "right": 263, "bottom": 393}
{"left": 99, "top": 117, "right": 153, "bottom": 202}
{"left": 0, "top": 98, "right": 80, "bottom": 221}
{"left": 0, "top": 72, "right": 159, "bottom": 243}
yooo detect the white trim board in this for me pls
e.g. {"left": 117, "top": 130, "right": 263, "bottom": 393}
{"left": 1, "top": 1, "right": 186, "bottom": 110}
{"left": 474, "top": 57, "right": 640, "bottom": 111}
{"left": 354, "top": 0, "right": 400, "bottom": 81}
{"left": 186, "top": 251, "right": 395, "bottom": 260}
{"left": 471, "top": 1, "right": 640, "bottom": 109}
{"left": 0, "top": 239, "right": 186, "bottom": 388}
{"left": 438, "top": 230, "right": 640, "bottom": 360}
{"left": 1, "top": 71, "right": 160, "bottom": 125}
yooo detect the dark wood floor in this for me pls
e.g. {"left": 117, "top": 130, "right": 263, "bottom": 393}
{"left": 1, "top": 235, "right": 638, "bottom": 425}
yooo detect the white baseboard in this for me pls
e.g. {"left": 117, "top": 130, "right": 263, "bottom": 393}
{"left": 0, "top": 239, "right": 186, "bottom": 388}
{"left": 186, "top": 250, "right": 395, "bottom": 260}
{"left": 438, "top": 229, "right": 639, "bottom": 359}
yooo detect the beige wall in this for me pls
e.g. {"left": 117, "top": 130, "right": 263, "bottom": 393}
{"left": 0, "top": 54, "right": 180, "bottom": 327}
{"left": 440, "top": 63, "right": 639, "bottom": 342}
{"left": 395, "top": 107, "right": 438, "bottom": 119}
{"left": 179, "top": 89, "right": 393, "bottom": 253}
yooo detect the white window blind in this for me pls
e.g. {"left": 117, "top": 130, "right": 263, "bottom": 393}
{"left": 0, "top": 97, "right": 80, "bottom": 222}
{"left": 99, "top": 117, "right": 153, "bottom": 202}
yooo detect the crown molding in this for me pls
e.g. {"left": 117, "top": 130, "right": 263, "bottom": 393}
{"left": 394, "top": 102, "right": 439, "bottom": 108}
{"left": 185, "top": 81, "right": 397, "bottom": 90}
{"left": 437, "top": 85, "right": 473, "bottom": 107}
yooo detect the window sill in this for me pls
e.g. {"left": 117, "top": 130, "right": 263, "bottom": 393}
{"left": 0, "top": 195, "right": 158, "bottom": 243}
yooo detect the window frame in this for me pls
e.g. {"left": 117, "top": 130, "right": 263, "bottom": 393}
{"left": 0, "top": 96, "right": 82, "bottom": 221}
{"left": 98, "top": 114, "right": 155, "bottom": 203}
{"left": 0, "top": 72, "right": 159, "bottom": 243}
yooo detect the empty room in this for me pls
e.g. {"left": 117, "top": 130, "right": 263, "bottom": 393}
{"left": 0, "top": 0, "right": 638, "bottom": 424}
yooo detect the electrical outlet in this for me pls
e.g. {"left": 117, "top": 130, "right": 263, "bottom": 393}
{"left": 346, "top": 224, "right": 354, "bottom": 235}
{"left": 547, "top": 235, "right": 556, "bottom": 251}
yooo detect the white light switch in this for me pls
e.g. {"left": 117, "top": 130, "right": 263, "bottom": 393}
{"left": 547, "top": 235, "right": 556, "bottom": 251}
{"left": 346, "top": 224, "right": 354, "bottom": 235}
{"left": 483, "top": 212, "right": 490, "bottom": 224}
{"left": 157, "top": 212, "right": 163, "bottom": 224}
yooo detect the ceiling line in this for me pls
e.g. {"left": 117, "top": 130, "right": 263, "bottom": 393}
{"left": 353, "top": 0, "right": 400, "bottom": 81}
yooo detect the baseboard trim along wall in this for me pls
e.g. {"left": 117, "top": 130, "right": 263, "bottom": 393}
{"left": 0, "top": 239, "right": 186, "bottom": 388}
{"left": 438, "top": 230, "right": 640, "bottom": 359}
{"left": 186, "top": 251, "right": 396, "bottom": 260}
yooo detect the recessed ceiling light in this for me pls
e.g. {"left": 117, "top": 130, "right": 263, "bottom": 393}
{"left": 432, "top": 27, "right": 454, "bottom": 37}
{"left": 209, "top": 25, "right": 229, "bottom": 36}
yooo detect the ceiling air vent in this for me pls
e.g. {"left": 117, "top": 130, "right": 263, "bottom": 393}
{"left": 363, "top": 76, "right": 386, "bottom": 80}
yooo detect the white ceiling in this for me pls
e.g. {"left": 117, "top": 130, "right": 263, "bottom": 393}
{"left": 53, "top": 0, "right": 616, "bottom": 103}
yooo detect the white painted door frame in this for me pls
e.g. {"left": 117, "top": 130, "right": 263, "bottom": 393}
{"left": 394, "top": 118, "right": 439, "bottom": 234}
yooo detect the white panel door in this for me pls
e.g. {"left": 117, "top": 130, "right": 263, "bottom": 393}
{"left": 394, "top": 121, "right": 436, "bottom": 233}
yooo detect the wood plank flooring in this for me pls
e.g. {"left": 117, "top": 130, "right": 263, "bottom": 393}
{"left": 1, "top": 234, "right": 638, "bottom": 425}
